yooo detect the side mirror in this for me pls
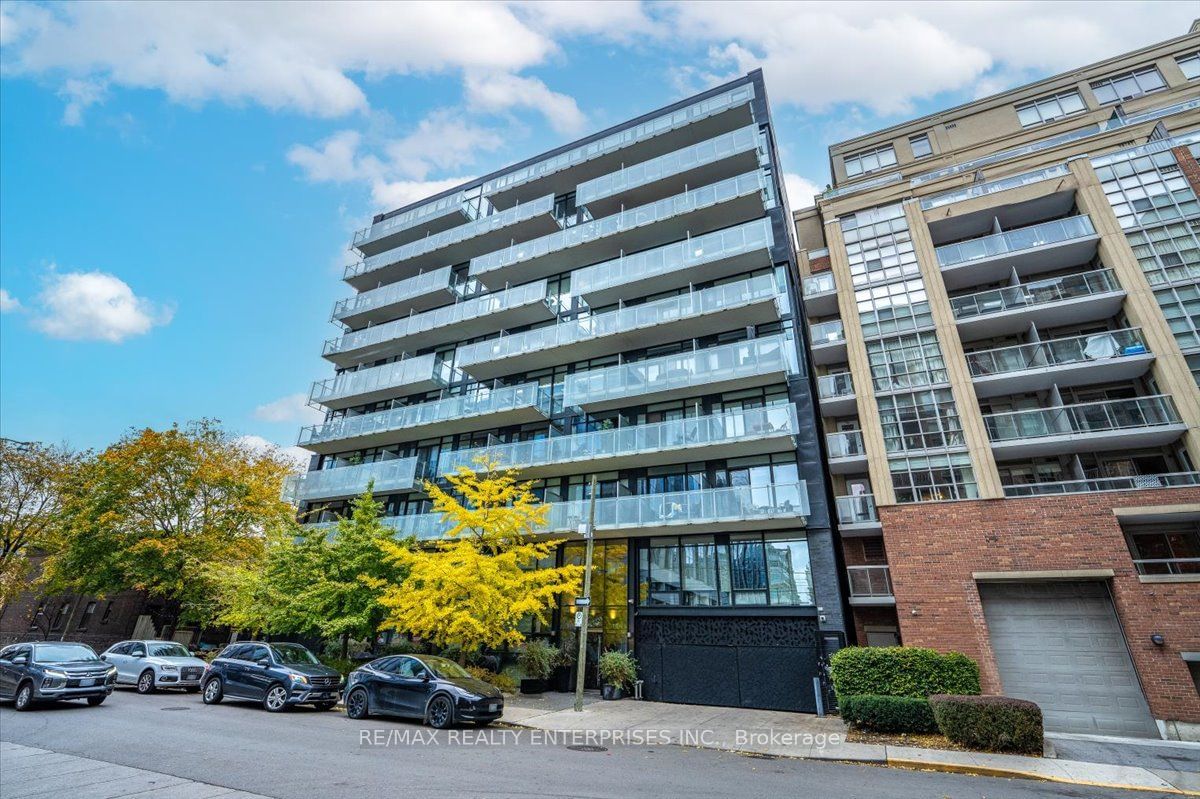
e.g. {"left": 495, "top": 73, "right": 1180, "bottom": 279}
{"left": 422, "top": 671, "right": 432, "bottom": 682}
{"left": 256, "top": 659, "right": 271, "bottom": 668}
{"left": 13, "top": 656, "right": 28, "bottom": 666}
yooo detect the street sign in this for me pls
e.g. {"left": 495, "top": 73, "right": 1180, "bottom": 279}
{"left": 573, "top": 610, "right": 585, "bottom": 628}
{"left": 574, "top": 597, "right": 591, "bottom": 606}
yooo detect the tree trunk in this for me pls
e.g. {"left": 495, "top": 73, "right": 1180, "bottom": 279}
{"left": 341, "top": 631, "right": 349, "bottom": 660}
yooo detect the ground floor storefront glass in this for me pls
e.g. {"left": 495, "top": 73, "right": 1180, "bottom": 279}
{"left": 637, "top": 532, "right": 813, "bottom": 607}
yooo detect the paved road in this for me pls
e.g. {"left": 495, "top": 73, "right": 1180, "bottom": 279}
{"left": 0, "top": 689, "right": 1175, "bottom": 799}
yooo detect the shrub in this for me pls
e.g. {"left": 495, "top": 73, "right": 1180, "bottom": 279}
{"left": 840, "top": 694, "right": 938, "bottom": 733}
{"left": 518, "top": 640, "right": 558, "bottom": 680}
{"left": 555, "top": 634, "right": 577, "bottom": 667}
{"left": 466, "top": 665, "right": 517, "bottom": 694}
{"left": 830, "top": 647, "right": 980, "bottom": 700}
{"left": 319, "top": 656, "right": 354, "bottom": 676}
{"left": 930, "top": 694, "right": 1043, "bottom": 754}
{"left": 381, "top": 639, "right": 416, "bottom": 655}
{"left": 597, "top": 650, "right": 638, "bottom": 688}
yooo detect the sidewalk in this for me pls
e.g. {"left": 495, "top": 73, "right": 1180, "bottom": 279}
{"left": 502, "top": 693, "right": 1200, "bottom": 795}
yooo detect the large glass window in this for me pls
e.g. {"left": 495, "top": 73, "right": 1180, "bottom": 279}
{"left": 909, "top": 133, "right": 932, "bottom": 159}
{"left": 866, "top": 331, "right": 947, "bottom": 393}
{"left": 1090, "top": 66, "right": 1166, "bottom": 104}
{"left": 855, "top": 277, "right": 933, "bottom": 339}
{"left": 1015, "top": 90, "right": 1086, "bottom": 127}
{"left": 1178, "top": 52, "right": 1200, "bottom": 81}
{"left": 890, "top": 452, "right": 978, "bottom": 503}
{"left": 878, "top": 388, "right": 964, "bottom": 453}
{"left": 844, "top": 144, "right": 897, "bottom": 177}
{"left": 1127, "top": 219, "right": 1200, "bottom": 286}
{"left": 560, "top": 540, "right": 628, "bottom": 648}
{"left": 1096, "top": 149, "right": 1198, "bottom": 230}
{"left": 638, "top": 532, "right": 812, "bottom": 607}
{"left": 1154, "top": 283, "right": 1200, "bottom": 353}
{"left": 840, "top": 204, "right": 919, "bottom": 288}
{"left": 1123, "top": 521, "right": 1200, "bottom": 575}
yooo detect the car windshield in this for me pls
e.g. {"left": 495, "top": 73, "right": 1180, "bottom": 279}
{"left": 147, "top": 643, "right": 190, "bottom": 658}
{"left": 271, "top": 644, "right": 319, "bottom": 665}
{"left": 422, "top": 656, "right": 472, "bottom": 680}
{"left": 34, "top": 644, "right": 99, "bottom": 663}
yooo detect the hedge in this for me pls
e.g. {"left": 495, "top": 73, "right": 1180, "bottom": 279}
{"left": 840, "top": 694, "right": 937, "bottom": 733}
{"left": 930, "top": 694, "right": 1043, "bottom": 754}
{"left": 830, "top": 646, "right": 980, "bottom": 700}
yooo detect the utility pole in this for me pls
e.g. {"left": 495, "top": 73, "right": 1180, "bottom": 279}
{"left": 573, "top": 474, "right": 597, "bottom": 712}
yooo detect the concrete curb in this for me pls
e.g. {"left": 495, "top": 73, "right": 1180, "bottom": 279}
{"left": 885, "top": 757, "right": 1197, "bottom": 796}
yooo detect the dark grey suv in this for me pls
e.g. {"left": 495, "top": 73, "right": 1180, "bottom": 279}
{"left": 201, "top": 642, "right": 342, "bottom": 712}
{"left": 0, "top": 642, "right": 118, "bottom": 710}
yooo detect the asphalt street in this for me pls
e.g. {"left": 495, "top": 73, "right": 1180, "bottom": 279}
{"left": 0, "top": 689, "right": 1176, "bottom": 799}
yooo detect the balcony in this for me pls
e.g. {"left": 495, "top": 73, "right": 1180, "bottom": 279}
{"left": 847, "top": 565, "right": 894, "bottom": 606}
{"left": 456, "top": 274, "right": 780, "bottom": 380}
{"left": 331, "top": 266, "right": 458, "bottom": 329}
{"left": 571, "top": 217, "right": 774, "bottom": 307}
{"left": 575, "top": 124, "right": 764, "bottom": 217}
{"left": 810, "top": 320, "right": 847, "bottom": 365}
{"left": 437, "top": 404, "right": 799, "bottom": 479}
{"left": 1003, "top": 471, "right": 1200, "bottom": 497}
{"left": 835, "top": 494, "right": 880, "bottom": 535}
{"left": 985, "top": 395, "right": 1186, "bottom": 460}
{"left": 935, "top": 215, "right": 1099, "bottom": 291}
{"left": 827, "top": 430, "right": 867, "bottom": 474}
{"left": 343, "top": 194, "right": 560, "bottom": 290}
{"left": 968, "top": 328, "right": 1153, "bottom": 398}
{"left": 283, "top": 456, "right": 425, "bottom": 503}
{"left": 950, "top": 268, "right": 1125, "bottom": 339}
{"left": 920, "top": 164, "right": 1072, "bottom": 211}
{"left": 323, "top": 281, "right": 555, "bottom": 367}
{"left": 563, "top": 334, "right": 794, "bottom": 412}
{"left": 802, "top": 270, "right": 838, "bottom": 316}
{"left": 352, "top": 191, "right": 473, "bottom": 257}
{"left": 297, "top": 382, "right": 551, "bottom": 454}
{"left": 469, "top": 171, "right": 769, "bottom": 290}
{"left": 309, "top": 353, "right": 448, "bottom": 411}
{"left": 817, "top": 372, "right": 856, "bottom": 416}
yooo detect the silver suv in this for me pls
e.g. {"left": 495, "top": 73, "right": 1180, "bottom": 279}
{"left": 101, "top": 640, "right": 208, "bottom": 694}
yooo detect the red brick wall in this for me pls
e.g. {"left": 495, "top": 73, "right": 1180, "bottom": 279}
{"left": 1173, "top": 145, "right": 1200, "bottom": 196}
{"left": 878, "top": 488, "right": 1200, "bottom": 724}
{"left": 809, "top": 255, "right": 832, "bottom": 273}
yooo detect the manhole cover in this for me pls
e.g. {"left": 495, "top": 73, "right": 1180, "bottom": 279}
{"left": 160, "top": 707, "right": 190, "bottom": 711}
{"left": 566, "top": 744, "right": 608, "bottom": 752}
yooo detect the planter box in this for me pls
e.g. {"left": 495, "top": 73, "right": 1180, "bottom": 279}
{"left": 551, "top": 666, "right": 573, "bottom": 693}
{"left": 601, "top": 684, "right": 626, "bottom": 700}
{"left": 520, "top": 678, "right": 546, "bottom": 695}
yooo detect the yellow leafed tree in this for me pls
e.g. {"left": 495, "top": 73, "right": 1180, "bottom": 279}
{"left": 375, "top": 458, "right": 582, "bottom": 661}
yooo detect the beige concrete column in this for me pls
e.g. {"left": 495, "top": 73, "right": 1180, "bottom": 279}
{"left": 903, "top": 200, "right": 1006, "bottom": 499}
{"left": 1069, "top": 157, "right": 1200, "bottom": 463}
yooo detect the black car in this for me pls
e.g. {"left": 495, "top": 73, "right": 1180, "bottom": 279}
{"left": 201, "top": 641, "right": 342, "bottom": 713}
{"left": 344, "top": 654, "right": 503, "bottom": 728}
{"left": 0, "top": 641, "right": 117, "bottom": 710}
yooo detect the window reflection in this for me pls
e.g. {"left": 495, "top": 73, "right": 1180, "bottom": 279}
{"left": 638, "top": 532, "right": 813, "bottom": 607}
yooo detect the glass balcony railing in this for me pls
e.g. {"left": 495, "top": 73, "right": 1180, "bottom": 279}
{"left": 1003, "top": 471, "right": 1200, "bottom": 497}
{"left": 324, "top": 281, "right": 549, "bottom": 358}
{"left": 283, "top": 456, "right": 425, "bottom": 503}
{"left": 823, "top": 171, "right": 902, "bottom": 200}
{"left": 575, "top": 124, "right": 763, "bottom": 206}
{"left": 803, "top": 271, "right": 835, "bottom": 297}
{"left": 935, "top": 215, "right": 1095, "bottom": 269}
{"left": 332, "top": 266, "right": 454, "bottom": 321}
{"left": 847, "top": 565, "right": 893, "bottom": 598}
{"left": 309, "top": 353, "right": 446, "bottom": 407}
{"left": 571, "top": 217, "right": 773, "bottom": 299}
{"left": 967, "top": 328, "right": 1149, "bottom": 377}
{"left": 827, "top": 430, "right": 866, "bottom": 458}
{"left": 920, "top": 164, "right": 1071, "bottom": 211}
{"left": 950, "top": 268, "right": 1120, "bottom": 320}
{"left": 810, "top": 319, "right": 845, "bottom": 346}
{"left": 470, "top": 171, "right": 768, "bottom": 279}
{"left": 297, "top": 383, "right": 550, "bottom": 448}
{"left": 352, "top": 191, "right": 469, "bottom": 250}
{"left": 817, "top": 372, "right": 854, "bottom": 400}
{"left": 1133, "top": 557, "right": 1200, "bottom": 576}
{"left": 563, "top": 334, "right": 793, "bottom": 408}
{"left": 458, "top": 274, "right": 777, "bottom": 369}
{"left": 437, "top": 405, "right": 799, "bottom": 476}
{"left": 346, "top": 194, "right": 555, "bottom": 281}
{"left": 835, "top": 494, "right": 878, "bottom": 525}
{"left": 984, "top": 395, "right": 1182, "bottom": 443}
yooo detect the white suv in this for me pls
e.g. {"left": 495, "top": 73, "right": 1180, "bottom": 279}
{"left": 101, "top": 640, "right": 208, "bottom": 694}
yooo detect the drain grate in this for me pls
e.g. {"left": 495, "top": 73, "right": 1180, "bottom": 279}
{"left": 160, "top": 707, "right": 190, "bottom": 711}
{"left": 566, "top": 744, "right": 608, "bottom": 752}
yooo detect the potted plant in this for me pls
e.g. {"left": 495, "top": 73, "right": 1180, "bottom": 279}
{"left": 518, "top": 640, "right": 557, "bottom": 694}
{"left": 598, "top": 650, "right": 637, "bottom": 700}
{"left": 553, "top": 634, "right": 577, "bottom": 692}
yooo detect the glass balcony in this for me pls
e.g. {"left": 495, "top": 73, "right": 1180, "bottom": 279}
{"left": 835, "top": 494, "right": 879, "bottom": 529}
{"left": 571, "top": 217, "right": 774, "bottom": 306}
{"left": 920, "top": 164, "right": 1071, "bottom": 211}
{"left": 822, "top": 171, "right": 903, "bottom": 201}
{"left": 456, "top": 274, "right": 780, "bottom": 379}
{"left": 297, "top": 382, "right": 551, "bottom": 453}
{"left": 985, "top": 395, "right": 1185, "bottom": 459}
{"left": 817, "top": 372, "right": 856, "bottom": 415}
{"left": 810, "top": 319, "right": 846, "bottom": 365}
{"left": 309, "top": 353, "right": 448, "bottom": 411}
{"left": 1003, "top": 472, "right": 1200, "bottom": 497}
{"left": 331, "top": 266, "right": 456, "bottom": 328}
{"left": 936, "top": 216, "right": 1098, "bottom": 290}
{"left": 563, "top": 334, "right": 794, "bottom": 411}
{"left": 323, "top": 281, "right": 553, "bottom": 366}
{"left": 802, "top": 271, "right": 838, "bottom": 316}
{"left": 847, "top": 565, "right": 893, "bottom": 602}
{"left": 283, "top": 456, "right": 425, "bottom": 503}
{"left": 803, "top": 271, "right": 835, "bottom": 297}
{"left": 826, "top": 430, "right": 867, "bottom": 474}
{"left": 437, "top": 404, "right": 799, "bottom": 478}
{"left": 352, "top": 191, "right": 470, "bottom": 255}
{"left": 950, "top": 268, "right": 1123, "bottom": 337}
{"left": 967, "top": 329, "right": 1153, "bottom": 397}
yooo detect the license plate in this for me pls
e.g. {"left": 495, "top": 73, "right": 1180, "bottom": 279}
{"left": 80, "top": 678, "right": 96, "bottom": 687}
{"left": 488, "top": 703, "right": 498, "bottom": 712}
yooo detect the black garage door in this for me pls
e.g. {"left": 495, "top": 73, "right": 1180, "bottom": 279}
{"left": 635, "top": 614, "right": 821, "bottom": 712}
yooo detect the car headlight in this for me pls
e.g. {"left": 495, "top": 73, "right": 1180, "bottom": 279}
{"left": 159, "top": 664, "right": 178, "bottom": 671}
{"left": 454, "top": 687, "right": 482, "bottom": 701}
{"left": 107, "top": 665, "right": 118, "bottom": 676}
{"left": 290, "top": 673, "right": 308, "bottom": 684}
{"left": 42, "top": 670, "right": 68, "bottom": 689}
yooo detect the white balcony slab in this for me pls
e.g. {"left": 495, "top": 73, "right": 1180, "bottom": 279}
{"left": 309, "top": 353, "right": 447, "bottom": 411}
{"left": 332, "top": 266, "right": 459, "bottom": 329}
{"left": 284, "top": 456, "right": 425, "bottom": 503}
{"left": 937, "top": 216, "right": 1100, "bottom": 291}
{"left": 972, "top": 352, "right": 1154, "bottom": 398}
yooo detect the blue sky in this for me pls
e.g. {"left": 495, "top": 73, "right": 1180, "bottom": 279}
{"left": 0, "top": 1, "right": 1194, "bottom": 458}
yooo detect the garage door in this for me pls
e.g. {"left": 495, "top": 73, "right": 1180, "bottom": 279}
{"left": 979, "top": 581, "right": 1158, "bottom": 738}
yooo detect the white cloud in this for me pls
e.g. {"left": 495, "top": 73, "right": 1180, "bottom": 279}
{"left": 235, "top": 434, "right": 310, "bottom": 471}
{"left": 57, "top": 77, "right": 106, "bottom": 126}
{"left": 370, "top": 177, "right": 473, "bottom": 212}
{"left": 253, "top": 393, "right": 324, "bottom": 424}
{"left": 384, "top": 110, "right": 505, "bottom": 179}
{"left": 464, "top": 72, "right": 587, "bottom": 135}
{"left": 0, "top": 289, "right": 20, "bottom": 313}
{"left": 32, "top": 270, "right": 173, "bottom": 342}
{"left": 783, "top": 173, "right": 822, "bottom": 211}
{"left": 512, "top": 0, "right": 661, "bottom": 44}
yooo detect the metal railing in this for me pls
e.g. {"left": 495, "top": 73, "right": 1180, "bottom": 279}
{"left": 352, "top": 191, "right": 468, "bottom": 250}
{"left": 920, "top": 164, "right": 1071, "bottom": 210}
{"left": 835, "top": 494, "right": 878, "bottom": 525}
{"left": 827, "top": 430, "right": 866, "bottom": 458}
{"left": 810, "top": 319, "right": 845, "bottom": 345}
{"left": 935, "top": 215, "right": 1095, "bottom": 269}
{"left": 282, "top": 456, "right": 425, "bottom": 503}
{"left": 847, "top": 565, "right": 893, "bottom": 597}
{"left": 1003, "top": 472, "right": 1200, "bottom": 496}
{"left": 803, "top": 271, "right": 836, "bottom": 297}
{"left": 309, "top": 353, "right": 444, "bottom": 407}
{"left": 966, "top": 328, "right": 1149, "bottom": 377}
{"left": 331, "top": 266, "right": 455, "bottom": 321}
{"left": 950, "top": 268, "right": 1120, "bottom": 320}
{"left": 1132, "top": 557, "right": 1200, "bottom": 576}
{"left": 822, "top": 171, "right": 902, "bottom": 200}
{"left": 817, "top": 372, "right": 854, "bottom": 400}
{"left": 983, "top": 395, "right": 1182, "bottom": 442}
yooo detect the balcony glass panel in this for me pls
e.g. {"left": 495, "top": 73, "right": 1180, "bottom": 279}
{"left": 284, "top": 456, "right": 424, "bottom": 502}
{"left": 847, "top": 565, "right": 892, "bottom": 597}
{"left": 803, "top": 271, "right": 835, "bottom": 297}
{"left": 920, "top": 164, "right": 1071, "bottom": 210}
{"left": 967, "top": 328, "right": 1149, "bottom": 376}
{"left": 810, "top": 319, "right": 845, "bottom": 345}
{"left": 950, "top": 268, "right": 1120, "bottom": 320}
{"left": 835, "top": 494, "right": 878, "bottom": 525}
{"left": 935, "top": 215, "right": 1095, "bottom": 269}
{"left": 984, "top": 395, "right": 1182, "bottom": 442}
{"left": 1003, "top": 472, "right": 1200, "bottom": 496}
{"left": 332, "top": 267, "right": 453, "bottom": 321}
{"left": 309, "top": 353, "right": 443, "bottom": 407}
{"left": 827, "top": 430, "right": 865, "bottom": 458}
{"left": 817, "top": 372, "right": 854, "bottom": 400}
{"left": 353, "top": 191, "right": 468, "bottom": 250}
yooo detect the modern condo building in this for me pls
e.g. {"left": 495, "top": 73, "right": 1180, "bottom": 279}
{"left": 795, "top": 24, "right": 1200, "bottom": 739}
{"left": 291, "top": 72, "right": 846, "bottom": 712}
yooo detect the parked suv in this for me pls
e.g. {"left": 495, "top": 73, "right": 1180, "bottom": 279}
{"left": 101, "top": 639, "right": 208, "bottom": 694}
{"left": 201, "top": 642, "right": 342, "bottom": 712}
{"left": 0, "top": 641, "right": 117, "bottom": 710}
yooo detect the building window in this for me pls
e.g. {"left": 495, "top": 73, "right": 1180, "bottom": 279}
{"left": 1123, "top": 521, "right": 1200, "bottom": 575}
{"left": 1090, "top": 66, "right": 1167, "bottom": 104}
{"left": 559, "top": 540, "right": 627, "bottom": 649}
{"left": 909, "top": 133, "right": 933, "bottom": 159}
{"left": 890, "top": 452, "right": 978, "bottom": 503}
{"left": 878, "top": 388, "right": 965, "bottom": 453}
{"left": 1177, "top": 51, "right": 1200, "bottom": 81}
{"left": 1015, "top": 90, "right": 1087, "bottom": 127}
{"left": 855, "top": 277, "right": 933, "bottom": 339}
{"left": 637, "top": 532, "right": 813, "bottom": 607}
{"left": 100, "top": 601, "right": 114, "bottom": 624}
{"left": 28, "top": 601, "right": 45, "bottom": 631}
{"left": 76, "top": 601, "right": 98, "bottom": 631}
{"left": 1095, "top": 149, "right": 1198, "bottom": 230}
{"left": 840, "top": 203, "right": 919, "bottom": 288}
{"left": 1153, "top": 283, "right": 1200, "bottom": 353}
{"left": 844, "top": 144, "right": 897, "bottom": 178}
{"left": 866, "top": 330, "right": 948, "bottom": 393}
{"left": 49, "top": 601, "right": 71, "bottom": 632}
{"left": 1127, "top": 220, "right": 1200, "bottom": 286}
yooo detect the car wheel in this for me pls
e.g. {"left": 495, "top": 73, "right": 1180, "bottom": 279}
{"left": 136, "top": 670, "right": 156, "bottom": 694}
{"left": 263, "top": 684, "right": 290, "bottom": 713}
{"left": 202, "top": 677, "right": 224, "bottom": 705}
{"left": 426, "top": 694, "right": 454, "bottom": 729}
{"left": 314, "top": 701, "right": 337, "bottom": 711}
{"left": 13, "top": 682, "right": 34, "bottom": 711}
{"left": 345, "top": 688, "right": 369, "bottom": 720}
{"left": 86, "top": 695, "right": 106, "bottom": 707}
